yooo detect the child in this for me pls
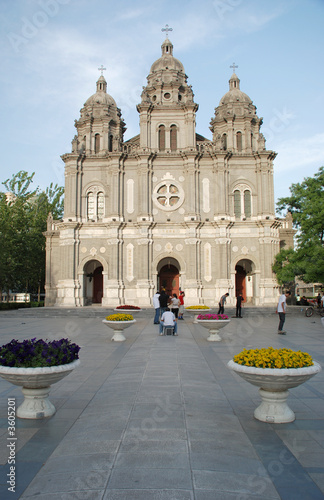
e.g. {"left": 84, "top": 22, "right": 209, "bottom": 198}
{"left": 178, "top": 290, "right": 185, "bottom": 319}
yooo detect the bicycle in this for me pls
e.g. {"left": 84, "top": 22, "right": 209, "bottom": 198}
{"left": 305, "top": 306, "right": 324, "bottom": 318}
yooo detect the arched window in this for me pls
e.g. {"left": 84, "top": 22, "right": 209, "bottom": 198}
{"left": 158, "top": 125, "right": 165, "bottom": 151}
{"left": 108, "top": 134, "right": 113, "bottom": 152}
{"left": 87, "top": 192, "right": 95, "bottom": 219}
{"left": 170, "top": 125, "right": 177, "bottom": 151}
{"left": 94, "top": 134, "right": 100, "bottom": 153}
{"left": 236, "top": 131, "right": 242, "bottom": 152}
{"left": 233, "top": 186, "right": 252, "bottom": 220}
{"left": 97, "top": 192, "right": 104, "bottom": 219}
{"left": 234, "top": 190, "right": 241, "bottom": 218}
{"left": 222, "top": 133, "right": 227, "bottom": 150}
{"left": 244, "top": 190, "right": 251, "bottom": 218}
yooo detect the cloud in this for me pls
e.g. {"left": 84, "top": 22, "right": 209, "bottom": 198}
{"left": 275, "top": 133, "right": 324, "bottom": 172}
{"left": 117, "top": 7, "right": 148, "bottom": 21}
{"left": 210, "top": 0, "right": 288, "bottom": 32}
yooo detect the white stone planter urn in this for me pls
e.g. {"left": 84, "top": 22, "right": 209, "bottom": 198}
{"left": 196, "top": 319, "right": 230, "bottom": 341}
{"left": 227, "top": 360, "right": 321, "bottom": 423}
{"left": 114, "top": 308, "right": 141, "bottom": 314}
{"left": 102, "top": 319, "right": 136, "bottom": 341}
{"left": 0, "top": 360, "right": 80, "bottom": 419}
{"left": 186, "top": 308, "right": 211, "bottom": 324}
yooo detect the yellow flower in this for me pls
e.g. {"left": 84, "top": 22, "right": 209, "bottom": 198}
{"left": 233, "top": 347, "right": 313, "bottom": 369}
{"left": 105, "top": 314, "right": 134, "bottom": 321}
{"left": 186, "top": 305, "right": 210, "bottom": 309}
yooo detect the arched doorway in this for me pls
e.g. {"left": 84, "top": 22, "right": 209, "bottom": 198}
{"left": 235, "top": 259, "right": 254, "bottom": 303}
{"left": 157, "top": 258, "right": 180, "bottom": 298}
{"left": 84, "top": 260, "right": 103, "bottom": 305}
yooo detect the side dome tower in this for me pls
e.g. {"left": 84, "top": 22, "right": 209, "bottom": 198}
{"left": 210, "top": 70, "right": 265, "bottom": 153}
{"left": 72, "top": 73, "right": 126, "bottom": 155}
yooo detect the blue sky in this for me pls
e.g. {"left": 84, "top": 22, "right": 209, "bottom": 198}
{"left": 0, "top": 0, "right": 323, "bottom": 205}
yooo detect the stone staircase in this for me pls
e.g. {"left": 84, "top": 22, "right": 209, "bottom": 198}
{"left": 1, "top": 305, "right": 305, "bottom": 318}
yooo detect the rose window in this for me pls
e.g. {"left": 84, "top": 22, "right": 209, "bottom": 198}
{"left": 153, "top": 181, "right": 184, "bottom": 212}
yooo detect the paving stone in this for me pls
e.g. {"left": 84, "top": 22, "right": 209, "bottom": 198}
{"left": 193, "top": 469, "right": 280, "bottom": 498}
{"left": 107, "top": 467, "right": 192, "bottom": 489}
{"left": 103, "top": 490, "right": 193, "bottom": 500}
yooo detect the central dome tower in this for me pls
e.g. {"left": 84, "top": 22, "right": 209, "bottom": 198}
{"left": 136, "top": 38, "right": 198, "bottom": 151}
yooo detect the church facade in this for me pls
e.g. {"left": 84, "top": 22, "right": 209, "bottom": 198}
{"left": 45, "top": 37, "right": 289, "bottom": 307}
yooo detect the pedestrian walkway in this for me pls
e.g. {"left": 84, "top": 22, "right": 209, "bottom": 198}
{"left": 0, "top": 309, "right": 323, "bottom": 499}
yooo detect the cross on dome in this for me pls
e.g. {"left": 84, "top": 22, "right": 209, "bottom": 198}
{"left": 98, "top": 65, "right": 106, "bottom": 76}
{"left": 230, "top": 62, "right": 238, "bottom": 74}
{"left": 161, "top": 24, "right": 173, "bottom": 38}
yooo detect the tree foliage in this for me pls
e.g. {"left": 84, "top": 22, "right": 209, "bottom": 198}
{"left": 273, "top": 166, "right": 324, "bottom": 285}
{"left": 0, "top": 171, "right": 64, "bottom": 300}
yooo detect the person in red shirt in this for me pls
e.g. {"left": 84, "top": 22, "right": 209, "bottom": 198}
{"left": 178, "top": 291, "right": 185, "bottom": 319}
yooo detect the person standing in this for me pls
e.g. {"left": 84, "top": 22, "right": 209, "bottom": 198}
{"left": 170, "top": 293, "right": 180, "bottom": 318}
{"left": 153, "top": 291, "right": 161, "bottom": 324}
{"left": 217, "top": 292, "right": 229, "bottom": 314}
{"left": 236, "top": 293, "right": 244, "bottom": 318}
{"left": 317, "top": 293, "right": 322, "bottom": 307}
{"left": 276, "top": 290, "right": 291, "bottom": 335}
{"left": 159, "top": 307, "right": 178, "bottom": 335}
{"left": 178, "top": 290, "right": 185, "bottom": 319}
{"left": 159, "top": 288, "right": 169, "bottom": 316}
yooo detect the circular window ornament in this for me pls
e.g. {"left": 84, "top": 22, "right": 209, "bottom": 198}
{"left": 153, "top": 180, "right": 185, "bottom": 212}
{"left": 164, "top": 92, "right": 171, "bottom": 100}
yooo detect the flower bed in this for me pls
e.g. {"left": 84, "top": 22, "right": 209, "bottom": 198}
{"left": 115, "top": 305, "right": 141, "bottom": 310}
{"left": 233, "top": 347, "right": 313, "bottom": 369}
{"left": 197, "top": 314, "right": 228, "bottom": 320}
{"left": 105, "top": 313, "right": 134, "bottom": 321}
{"left": 186, "top": 305, "right": 210, "bottom": 310}
{"left": 0, "top": 338, "right": 80, "bottom": 368}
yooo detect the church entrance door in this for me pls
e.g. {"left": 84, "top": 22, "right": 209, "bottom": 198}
{"left": 92, "top": 266, "right": 103, "bottom": 303}
{"left": 235, "top": 265, "right": 246, "bottom": 302}
{"left": 159, "top": 264, "right": 179, "bottom": 298}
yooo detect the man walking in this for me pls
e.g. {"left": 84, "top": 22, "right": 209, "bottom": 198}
{"left": 277, "top": 290, "right": 291, "bottom": 335}
{"left": 218, "top": 292, "right": 229, "bottom": 314}
{"left": 153, "top": 290, "right": 160, "bottom": 324}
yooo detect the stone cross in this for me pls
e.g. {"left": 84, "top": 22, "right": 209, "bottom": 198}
{"left": 230, "top": 62, "right": 238, "bottom": 73}
{"left": 161, "top": 24, "right": 173, "bottom": 38}
{"left": 98, "top": 65, "right": 106, "bottom": 76}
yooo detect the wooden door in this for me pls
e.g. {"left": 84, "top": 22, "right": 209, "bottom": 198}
{"left": 159, "top": 265, "right": 179, "bottom": 298}
{"left": 235, "top": 265, "right": 246, "bottom": 302}
{"left": 92, "top": 266, "right": 103, "bottom": 303}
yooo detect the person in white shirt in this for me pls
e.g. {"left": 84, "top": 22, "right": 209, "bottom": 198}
{"left": 170, "top": 293, "right": 180, "bottom": 318}
{"left": 153, "top": 291, "right": 161, "bottom": 324}
{"left": 159, "top": 308, "right": 178, "bottom": 335}
{"left": 276, "top": 291, "right": 291, "bottom": 335}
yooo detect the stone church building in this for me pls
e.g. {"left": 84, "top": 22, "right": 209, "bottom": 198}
{"left": 45, "top": 37, "right": 293, "bottom": 307}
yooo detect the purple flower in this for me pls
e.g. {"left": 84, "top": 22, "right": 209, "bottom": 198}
{"left": 0, "top": 338, "right": 80, "bottom": 368}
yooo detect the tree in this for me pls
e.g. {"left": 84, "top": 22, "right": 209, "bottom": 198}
{"left": 0, "top": 171, "right": 63, "bottom": 301}
{"left": 273, "top": 166, "right": 324, "bottom": 285}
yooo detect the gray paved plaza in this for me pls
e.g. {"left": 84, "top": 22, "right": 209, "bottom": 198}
{"left": 0, "top": 307, "right": 324, "bottom": 499}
